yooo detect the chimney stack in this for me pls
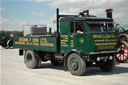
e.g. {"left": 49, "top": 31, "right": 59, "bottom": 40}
{"left": 106, "top": 9, "right": 113, "bottom": 18}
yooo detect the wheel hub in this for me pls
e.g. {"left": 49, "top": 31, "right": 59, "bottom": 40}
{"left": 27, "top": 54, "right": 32, "bottom": 65}
{"left": 119, "top": 50, "right": 124, "bottom": 54}
{"left": 70, "top": 58, "right": 79, "bottom": 71}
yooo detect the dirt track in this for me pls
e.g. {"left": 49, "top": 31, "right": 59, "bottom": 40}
{"left": 1, "top": 47, "right": 128, "bottom": 85}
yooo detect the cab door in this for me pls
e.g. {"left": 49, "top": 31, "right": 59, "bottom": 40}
{"left": 60, "top": 21, "right": 75, "bottom": 53}
{"left": 74, "top": 21, "right": 90, "bottom": 53}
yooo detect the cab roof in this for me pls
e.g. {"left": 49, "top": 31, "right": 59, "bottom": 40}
{"left": 60, "top": 16, "right": 113, "bottom": 22}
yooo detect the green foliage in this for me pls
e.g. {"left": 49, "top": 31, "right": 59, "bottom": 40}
{"left": 0, "top": 30, "right": 23, "bottom": 45}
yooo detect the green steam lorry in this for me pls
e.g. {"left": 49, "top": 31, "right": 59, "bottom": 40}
{"left": 13, "top": 8, "right": 118, "bottom": 76}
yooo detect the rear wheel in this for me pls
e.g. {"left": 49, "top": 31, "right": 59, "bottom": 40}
{"left": 116, "top": 41, "right": 128, "bottom": 63}
{"left": 24, "top": 50, "right": 41, "bottom": 69}
{"left": 67, "top": 53, "right": 86, "bottom": 76}
{"left": 99, "top": 56, "right": 115, "bottom": 72}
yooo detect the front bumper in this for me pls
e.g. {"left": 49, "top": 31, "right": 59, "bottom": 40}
{"left": 89, "top": 50, "right": 118, "bottom": 55}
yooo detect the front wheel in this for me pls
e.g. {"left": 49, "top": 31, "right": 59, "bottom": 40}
{"left": 67, "top": 53, "right": 86, "bottom": 76}
{"left": 24, "top": 50, "right": 41, "bottom": 69}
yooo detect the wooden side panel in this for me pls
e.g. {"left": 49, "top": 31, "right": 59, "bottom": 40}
{"left": 13, "top": 36, "right": 57, "bottom": 52}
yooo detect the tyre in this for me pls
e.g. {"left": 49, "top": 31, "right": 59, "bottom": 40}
{"left": 24, "top": 50, "right": 41, "bottom": 69}
{"left": 6, "top": 39, "right": 13, "bottom": 48}
{"left": 115, "top": 41, "right": 128, "bottom": 63}
{"left": 67, "top": 53, "right": 86, "bottom": 76}
{"left": 99, "top": 56, "right": 115, "bottom": 72}
{"left": 36, "top": 57, "right": 41, "bottom": 67}
{"left": 51, "top": 56, "right": 63, "bottom": 66}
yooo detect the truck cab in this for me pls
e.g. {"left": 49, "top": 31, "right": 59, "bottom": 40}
{"left": 60, "top": 17, "right": 117, "bottom": 54}
{"left": 57, "top": 9, "right": 118, "bottom": 75}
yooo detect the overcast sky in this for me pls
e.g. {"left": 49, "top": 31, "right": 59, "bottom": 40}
{"left": 0, "top": 0, "right": 128, "bottom": 31}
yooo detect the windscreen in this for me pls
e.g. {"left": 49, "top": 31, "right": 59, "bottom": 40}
{"left": 87, "top": 22, "right": 114, "bottom": 32}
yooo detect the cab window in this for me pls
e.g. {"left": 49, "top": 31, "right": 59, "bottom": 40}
{"left": 70, "top": 22, "right": 74, "bottom": 33}
{"left": 75, "top": 22, "right": 85, "bottom": 34}
{"left": 87, "top": 22, "right": 114, "bottom": 32}
{"left": 88, "top": 23, "right": 102, "bottom": 32}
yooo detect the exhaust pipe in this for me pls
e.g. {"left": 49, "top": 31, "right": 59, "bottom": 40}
{"left": 106, "top": 9, "right": 113, "bottom": 18}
